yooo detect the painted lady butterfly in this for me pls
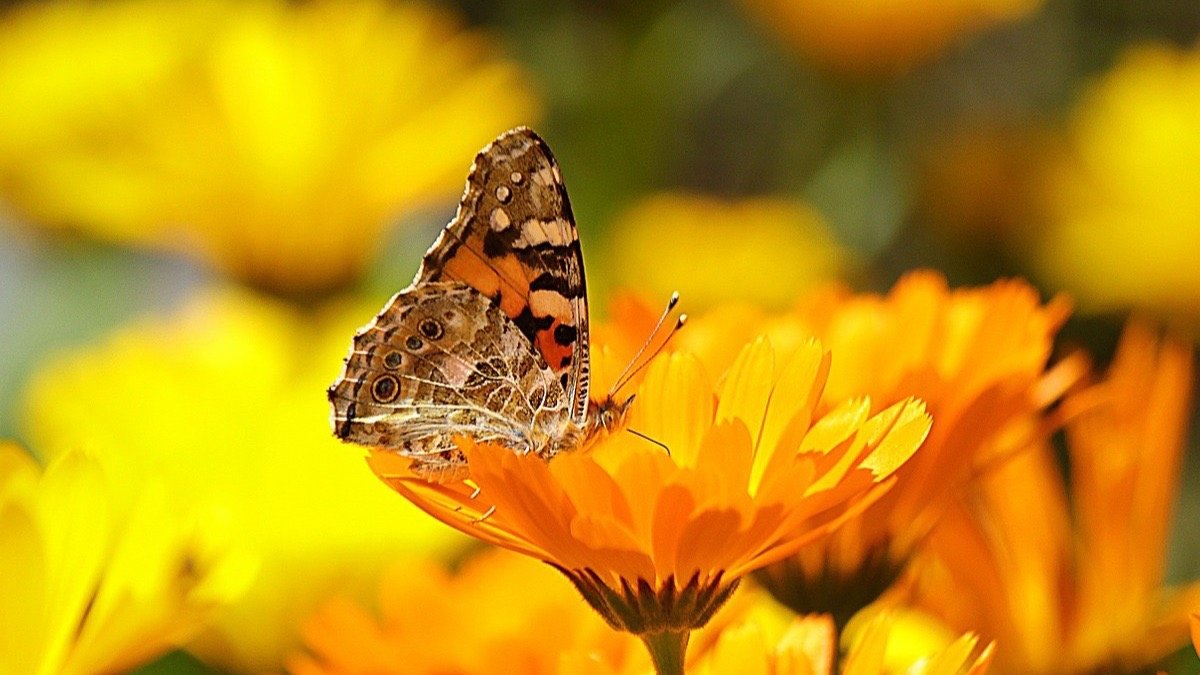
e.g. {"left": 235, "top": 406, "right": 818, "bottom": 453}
{"left": 329, "top": 127, "right": 633, "bottom": 481}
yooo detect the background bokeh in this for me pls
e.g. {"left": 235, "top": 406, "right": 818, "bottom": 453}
{"left": 1, "top": 0, "right": 1198, "bottom": 672}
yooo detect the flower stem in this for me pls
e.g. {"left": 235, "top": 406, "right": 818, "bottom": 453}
{"left": 641, "top": 630, "right": 690, "bottom": 675}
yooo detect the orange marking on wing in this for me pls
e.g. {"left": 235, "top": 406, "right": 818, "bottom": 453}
{"left": 494, "top": 255, "right": 532, "bottom": 318}
{"left": 537, "top": 318, "right": 574, "bottom": 373}
{"left": 444, "top": 252, "right": 501, "bottom": 297}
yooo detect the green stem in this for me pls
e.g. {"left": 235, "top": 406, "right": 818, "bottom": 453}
{"left": 640, "top": 630, "right": 690, "bottom": 675}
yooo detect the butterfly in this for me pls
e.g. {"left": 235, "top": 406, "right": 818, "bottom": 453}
{"left": 329, "top": 127, "right": 637, "bottom": 482}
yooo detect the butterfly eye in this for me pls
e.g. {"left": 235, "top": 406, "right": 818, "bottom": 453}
{"left": 371, "top": 374, "right": 400, "bottom": 403}
{"left": 383, "top": 351, "right": 403, "bottom": 369}
{"left": 419, "top": 318, "right": 444, "bottom": 340}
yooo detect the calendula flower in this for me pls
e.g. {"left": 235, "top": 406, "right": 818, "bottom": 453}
{"left": 1192, "top": 615, "right": 1200, "bottom": 660}
{"left": 290, "top": 546, "right": 788, "bottom": 675}
{"left": 916, "top": 321, "right": 1200, "bottom": 673}
{"left": 606, "top": 194, "right": 852, "bottom": 310}
{"left": 369, "top": 334, "right": 931, "bottom": 672}
{"left": 289, "top": 546, "right": 647, "bottom": 675}
{"left": 691, "top": 611, "right": 992, "bottom": 675}
{"left": 1034, "top": 44, "right": 1200, "bottom": 327}
{"left": 684, "top": 272, "right": 1079, "bottom": 625}
{"left": 0, "top": 442, "right": 252, "bottom": 675}
{"left": 0, "top": 0, "right": 538, "bottom": 294}
{"left": 20, "top": 289, "right": 469, "bottom": 672}
{"left": 737, "top": 0, "right": 1044, "bottom": 75}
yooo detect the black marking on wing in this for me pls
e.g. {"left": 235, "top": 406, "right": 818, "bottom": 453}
{"left": 513, "top": 306, "right": 555, "bottom": 346}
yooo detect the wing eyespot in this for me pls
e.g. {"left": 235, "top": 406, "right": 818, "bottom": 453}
{"left": 405, "top": 335, "right": 424, "bottom": 351}
{"left": 419, "top": 318, "right": 445, "bottom": 340}
{"left": 383, "top": 351, "right": 404, "bottom": 369}
{"left": 372, "top": 374, "right": 400, "bottom": 403}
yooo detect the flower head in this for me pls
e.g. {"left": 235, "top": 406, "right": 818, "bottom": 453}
{"left": 368, "top": 332, "right": 930, "bottom": 642}
{"left": 737, "top": 0, "right": 1045, "bottom": 75}
{"left": 649, "top": 608, "right": 993, "bottom": 675}
{"left": 682, "top": 272, "right": 1078, "bottom": 622}
{"left": 1034, "top": 43, "right": 1200, "bottom": 327}
{"left": 289, "top": 547, "right": 646, "bottom": 675}
{"left": 0, "top": 442, "right": 252, "bottom": 675}
{"left": 606, "top": 194, "right": 852, "bottom": 310}
{"left": 19, "top": 289, "right": 469, "bottom": 671}
{"left": 0, "top": 0, "right": 539, "bottom": 294}
{"left": 916, "top": 321, "right": 1199, "bottom": 673}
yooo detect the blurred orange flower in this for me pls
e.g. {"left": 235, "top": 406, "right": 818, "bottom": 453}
{"left": 916, "top": 321, "right": 1200, "bottom": 673}
{"left": 289, "top": 547, "right": 646, "bottom": 675}
{"left": 679, "top": 272, "right": 1079, "bottom": 623}
{"left": 1192, "top": 615, "right": 1200, "bottom": 662}
{"left": 0, "top": 0, "right": 538, "bottom": 294}
{"left": 368, "top": 333, "right": 930, "bottom": 667}
{"left": 1034, "top": 43, "right": 1200, "bottom": 328}
{"left": 737, "top": 0, "right": 1045, "bottom": 75}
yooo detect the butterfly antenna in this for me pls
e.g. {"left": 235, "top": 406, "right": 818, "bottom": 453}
{"left": 627, "top": 427, "right": 671, "bottom": 456}
{"left": 608, "top": 292, "right": 686, "bottom": 398}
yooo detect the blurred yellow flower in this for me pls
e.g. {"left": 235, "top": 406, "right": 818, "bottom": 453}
{"left": 0, "top": 0, "right": 539, "bottom": 294}
{"left": 1035, "top": 44, "right": 1200, "bottom": 327}
{"left": 369, "top": 332, "right": 930, "bottom": 669}
{"left": 605, "top": 194, "right": 851, "bottom": 310}
{"left": 680, "top": 272, "right": 1079, "bottom": 624}
{"left": 737, "top": 0, "right": 1044, "bottom": 75}
{"left": 916, "top": 321, "right": 1200, "bottom": 673}
{"left": 20, "top": 289, "right": 470, "bottom": 672}
{"left": 0, "top": 442, "right": 252, "bottom": 675}
{"left": 681, "top": 609, "right": 991, "bottom": 675}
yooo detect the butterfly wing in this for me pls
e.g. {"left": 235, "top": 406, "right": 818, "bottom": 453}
{"left": 416, "top": 127, "right": 591, "bottom": 425}
{"left": 328, "top": 281, "right": 573, "bottom": 481}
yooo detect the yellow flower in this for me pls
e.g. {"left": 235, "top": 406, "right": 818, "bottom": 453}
{"left": 682, "top": 272, "right": 1079, "bottom": 624}
{"left": 916, "top": 321, "right": 1200, "bottom": 673}
{"left": 0, "top": 442, "right": 252, "bottom": 675}
{"left": 368, "top": 332, "right": 930, "bottom": 669}
{"left": 0, "top": 0, "right": 539, "bottom": 294}
{"left": 686, "top": 609, "right": 993, "bottom": 675}
{"left": 20, "top": 289, "right": 469, "bottom": 672}
{"left": 737, "top": 0, "right": 1044, "bottom": 75}
{"left": 1034, "top": 44, "right": 1200, "bottom": 327}
{"left": 604, "top": 194, "right": 852, "bottom": 310}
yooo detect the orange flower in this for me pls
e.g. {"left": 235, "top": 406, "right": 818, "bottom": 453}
{"left": 288, "top": 547, "right": 645, "bottom": 675}
{"left": 368, "top": 334, "right": 931, "bottom": 670}
{"left": 916, "top": 321, "right": 1200, "bottom": 673}
{"left": 737, "top": 0, "right": 1044, "bottom": 75}
{"left": 1192, "top": 615, "right": 1200, "bottom": 661}
{"left": 682, "top": 272, "right": 1079, "bottom": 624}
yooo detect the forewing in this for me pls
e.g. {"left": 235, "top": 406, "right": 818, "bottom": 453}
{"left": 328, "top": 281, "right": 571, "bottom": 481}
{"left": 417, "top": 127, "right": 591, "bottom": 424}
